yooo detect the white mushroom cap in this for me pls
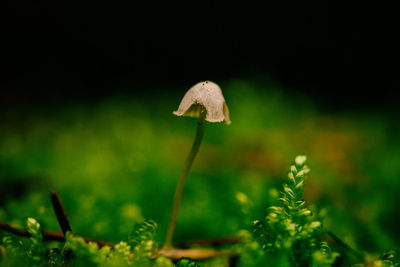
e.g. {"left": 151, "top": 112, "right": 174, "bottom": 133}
{"left": 173, "top": 81, "right": 231, "bottom": 124}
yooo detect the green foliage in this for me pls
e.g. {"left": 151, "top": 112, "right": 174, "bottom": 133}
{"left": 128, "top": 219, "right": 157, "bottom": 252}
{"left": 127, "top": 220, "right": 159, "bottom": 265}
{"left": 63, "top": 232, "right": 107, "bottom": 266}
{"left": 47, "top": 248, "right": 64, "bottom": 266}
{"left": 0, "top": 219, "right": 172, "bottom": 266}
{"left": 176, "top": 257, "right": 200, "bottom": 267}
{"left": 244, "top": 155, "right": 339, "bottom": 266}
{"left": 61, "top": 223, "right": 174, "bottom": 267}
{"left": 0, "top": 218, "right": 46, "bottom": 266}
{"left": 311, "top": 242, "right": 339, "bottom": 267}
{"left": 376, "top": 250, "right": 400, "bottom": 267}
{"left": 26, "top": 218, "right": 45, "bottom": 263}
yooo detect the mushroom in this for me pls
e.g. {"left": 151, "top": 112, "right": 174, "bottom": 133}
{"left": 173, "top": 80, "right": 231, "bottom": 124}
{"left": 163, "top": 81, "right": 230, "bottom": 249}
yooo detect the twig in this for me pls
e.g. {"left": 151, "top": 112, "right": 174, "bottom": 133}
{"left": 158, "top": 247, "right": 234, "bottom": 261}
{"left": 50, "top": 191, "right": 72, "bottom": 236}
{"left": 0, "top": 221, "right": 31, "bottom": 238}
{"left": 0, "top": 221, "right": 113, "bottom": 247}
{"left": 178, "top": 236, "right": 242, "bottom": 248}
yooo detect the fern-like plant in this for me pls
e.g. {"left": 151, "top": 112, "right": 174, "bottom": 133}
{"left": 251, "top": 155, "right": 338, "bottom": 266}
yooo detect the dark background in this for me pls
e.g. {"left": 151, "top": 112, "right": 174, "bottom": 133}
{"left": 1, "top": 1, "right": 399, "bottom": 110}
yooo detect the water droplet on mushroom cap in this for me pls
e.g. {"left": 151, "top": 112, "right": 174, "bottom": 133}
{"left": 173, "top": 81, "right": 231, "bottom": 124}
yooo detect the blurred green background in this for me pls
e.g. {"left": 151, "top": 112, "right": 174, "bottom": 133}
{"left": 1, "top": 79, "right": 399, "bottom": 258}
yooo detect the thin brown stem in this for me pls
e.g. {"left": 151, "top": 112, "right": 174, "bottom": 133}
{"left": 0, "top": 221, "right": 113, "bottom": 247}
{"left": 164, "top": 110, "right": 206, "bottom": 249}
{"left": 50, "top": 191, "right": 72, "bottom": 236}
{"left": 158, "top": 247, "right": 233, "bottom": 261}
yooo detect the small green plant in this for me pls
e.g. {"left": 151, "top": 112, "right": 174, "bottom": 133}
{"left": 176, "top": 257, "right": 200, "bottom": 267}
{"left": 1, "top": 218, "right": 46, "bottom": 266}
{"left": 244, "top": 155, "right": 339, "bottom": 266}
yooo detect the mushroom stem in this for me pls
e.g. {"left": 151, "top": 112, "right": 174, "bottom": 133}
{"left": 164, "top": 109, "right": 207, "bottom": 249}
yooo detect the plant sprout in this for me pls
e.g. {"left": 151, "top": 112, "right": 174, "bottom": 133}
{"left": 163, "top": 81, "right": 230, "bottom": 249}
